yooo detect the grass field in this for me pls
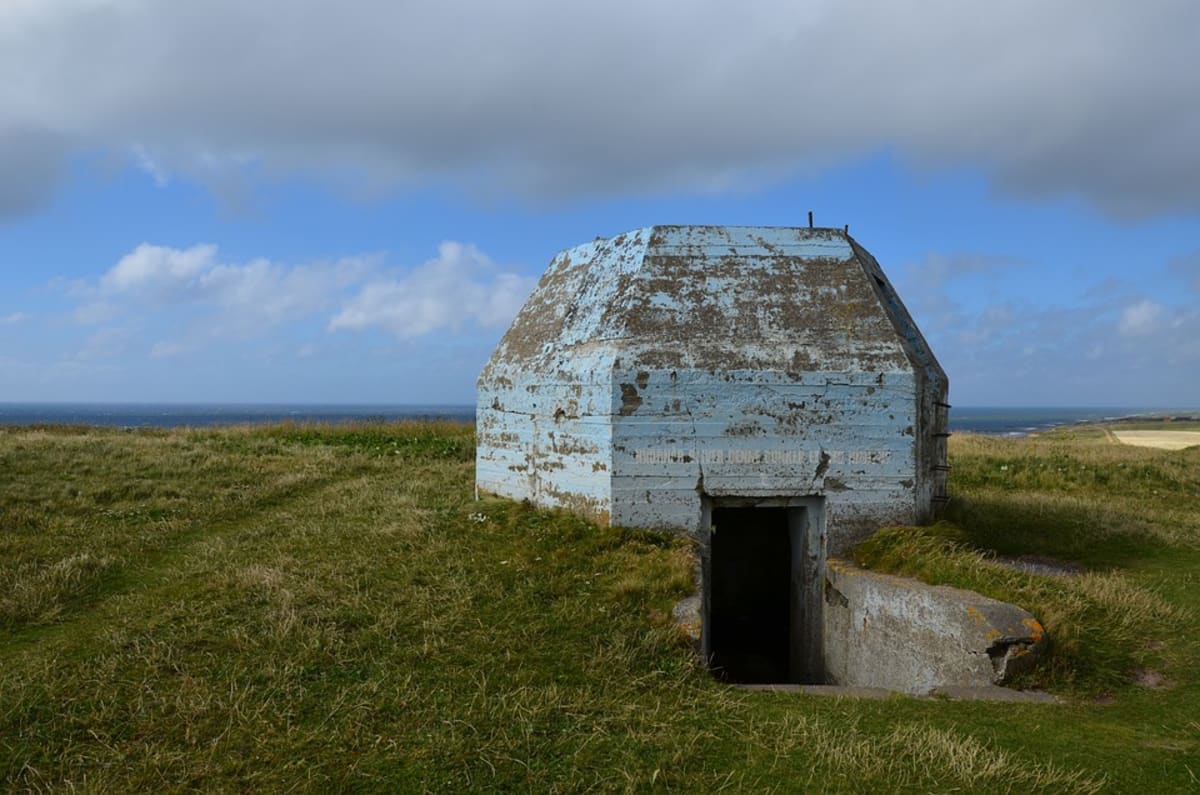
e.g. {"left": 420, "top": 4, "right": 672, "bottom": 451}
{"left": 2, "top": 421, "right": 1198, "bottom": 791}
{"left": 1111, "top": 430, "right": 1200, "bottom": 450}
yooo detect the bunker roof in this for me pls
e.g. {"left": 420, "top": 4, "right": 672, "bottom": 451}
{"left": 482, "top": 225, "right": 942, "bottom": 379}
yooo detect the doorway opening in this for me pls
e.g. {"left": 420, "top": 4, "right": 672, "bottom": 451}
{"left": 703, "top": 498, "right": 825, "bottom": 685}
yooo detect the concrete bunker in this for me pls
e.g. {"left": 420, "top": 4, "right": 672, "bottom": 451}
{"left": 477, "top": 225, "right": 1043, "bottom": 694}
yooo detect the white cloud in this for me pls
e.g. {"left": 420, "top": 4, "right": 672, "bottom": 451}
{"left": 330, "top": 242, "right": 535, "bottom": 338}
{"left": 1, "top": 311, "right": 30, "bottom": 325}
{"left": 101, "top": 243, "right": 217, "bottom": 296}
{"left": 893, "top": 248, "right": 1200, "bottom": 404}
{"left": 131, "top": 143, "right": 169, "bottom": 187}
{"left": 193, "top": 257, "right": 362, "bottom": 327}
{"left": 61, "top": 240, "right": 530, "bottom": 358}
{"left": 93, "top": 244, "right": 374, "bottom": 328}
{"left": 1, "top": 1, "right": 1199, "bottom": 217}
{"left": 1118, "top": 299, "right": 1164, "bottom": 337}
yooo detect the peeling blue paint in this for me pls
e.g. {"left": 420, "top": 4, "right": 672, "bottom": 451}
{"left": 476, "top": 225, "right": 948, "bottom": 552}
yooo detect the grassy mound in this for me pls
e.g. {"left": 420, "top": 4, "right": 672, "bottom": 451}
{"left": 855, "top": 428, "right": 1199, "bottom": 694}
{"left": 855, "top": 522, "right": 1184, "bottom": 693}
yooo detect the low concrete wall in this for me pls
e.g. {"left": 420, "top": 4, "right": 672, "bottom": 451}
{"left": 823, "top": 560, "right": 1044, "bottom": 695}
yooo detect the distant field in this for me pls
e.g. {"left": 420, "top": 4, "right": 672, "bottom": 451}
{"left": 1109, "top": 420, "right": 1200, "bottom": 432}
{"left": 1112, "top": 430, "right": 1200, "bottom": 450}
{"left": 2, "top": 422, "right": 1198, "bottom": 791}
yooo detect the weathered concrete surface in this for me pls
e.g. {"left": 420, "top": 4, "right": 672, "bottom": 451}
{"left": 823, "top": 559, "right": 1046, "bottom": 695}
{"left": 736, "top": 684, "right": 1057, "bottom": 702}
{"left": 736, "top": 684, "right": 898, "bottom": 699}
{"left": 476, "top": 225, "right": 948, "bottom": 554}
{"left": 930, "top": 685, "right": 1058, "bottom": 703}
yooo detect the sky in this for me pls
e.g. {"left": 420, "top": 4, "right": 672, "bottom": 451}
{"left": 2, "top": 0, "right": 1198, "bottom": 408}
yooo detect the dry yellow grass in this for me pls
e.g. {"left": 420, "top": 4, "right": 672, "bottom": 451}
{"left": 1112, "top": 430, "right": 1200, "bottom": 450}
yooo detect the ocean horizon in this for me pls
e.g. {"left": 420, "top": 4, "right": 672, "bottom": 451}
{"left": 0, "top": 402, "right": 1193, "bottom": 437}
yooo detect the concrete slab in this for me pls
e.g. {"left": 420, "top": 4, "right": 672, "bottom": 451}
{"left": 931, "top": 685, "right": 1059, "bottom": 703}
{"left": 735, "top": 683, "right": 1059, "bottom": 703}
{"left": 823, "top": 559, "right": 1046, "bottom": 695}
{"left": 735, "top": 684, "right": 898, "bottom": 699}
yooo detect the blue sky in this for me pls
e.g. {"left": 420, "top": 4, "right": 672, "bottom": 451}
{"left": 2, "top": 0, "right": 1198, "bottom": 408}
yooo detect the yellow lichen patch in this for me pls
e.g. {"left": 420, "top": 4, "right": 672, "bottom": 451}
{"left": 1022, "top": 617, "right": 1046, "bottom": 642}
{"left": 984, "top": 628, "right": 1002, "bottom": 642}
{"left": 677, "top": 618, "right": 701, "bottom": 641}
{"left": 966, "top": 606, "right": 986, "bottom": 625}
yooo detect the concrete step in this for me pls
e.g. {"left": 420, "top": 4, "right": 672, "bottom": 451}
{"left": 734, "top": 683, "right": 1059, "bottom": 703}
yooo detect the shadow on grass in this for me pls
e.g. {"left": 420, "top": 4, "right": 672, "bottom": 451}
{"left": 943, "top": 492, "right": 1169, "bottom": 570}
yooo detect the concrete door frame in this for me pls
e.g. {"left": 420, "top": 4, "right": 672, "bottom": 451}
{"left": 700, "top": 495, "right": 827, "bottom": 684}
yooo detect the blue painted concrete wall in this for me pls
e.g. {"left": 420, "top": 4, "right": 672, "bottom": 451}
{"left": 610, "top": 370, "right": 918, "bottom": 551}
{"left": 476, "top": 225, "right": 947, "bottom": 551}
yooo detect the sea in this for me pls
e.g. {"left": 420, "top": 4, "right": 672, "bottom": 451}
{"left": 0, "top": 403, "right": 1178, "bottom": 437}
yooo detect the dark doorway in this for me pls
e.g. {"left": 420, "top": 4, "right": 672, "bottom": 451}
{"left": 708, "top": 507, "right": 792, "bottom": 683}
{"left": 705, "top": 499, "right": 825, "bottom": 685}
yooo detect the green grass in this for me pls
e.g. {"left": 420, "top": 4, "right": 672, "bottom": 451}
{"left": 856, "top": 431, "right": 1200, "bottom": 695}
{"left": 2, "top": 422, "right": 1198, "bottom": 791}
{"left": 854, "top": 521, "right": 1187, "bottom": 693}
